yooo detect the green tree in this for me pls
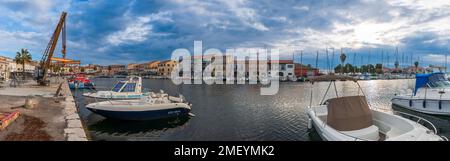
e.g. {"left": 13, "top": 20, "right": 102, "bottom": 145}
{"left": 414, "top": 61, "right": 419, "bottom": 73}
{"left": 375, "top": 64, "right": 383, "bottom": 74}
{"left": 14, "top": 48, "right": 32, "bottom": 80}
{"left": 334, "top": 63, "right": 355, "bottom": 74}
{"left": 367, "top": 64, "right": 375, "bottom": 74}
{"left": 340, "top": 52, "right": 347, "bottom": 74}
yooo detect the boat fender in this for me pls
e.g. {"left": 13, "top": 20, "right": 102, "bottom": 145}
{"left": 439, "top": 100, "right": 442, "bottom": 110}
{"left": 307, "top": 118, "right": 312, "bottom": 130}
{"left": 409, "top": 100, "right": 412, "bottom": 107}
{"left": 423, "top": 100, "right": 426, "bottom": 108}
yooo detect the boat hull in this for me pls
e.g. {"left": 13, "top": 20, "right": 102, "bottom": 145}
{"left": 307, "top": 106, "right": 444, "bottom": 141}
{"left": 87, "top": 106, "right": 191, "bottom": 121}
{"left": 392, "top": 97, "right": 450, "bottom": 116}
{"left": 69, "top": 82, "right": 95, "bottom": 89}
{"left": 83, "top": 92, "right": 146, "bottom": 100}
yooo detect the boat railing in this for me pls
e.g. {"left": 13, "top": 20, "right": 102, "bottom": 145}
{"left": 392, "top": 110, "right": 439, "bottom": 135}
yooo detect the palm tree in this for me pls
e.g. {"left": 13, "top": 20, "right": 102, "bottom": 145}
{"left": 340, "top": 49, "right": 347, "bottom": 75}
{"left": 414, "top": 61, "right": 419, "bottom": 73}
{"left": 15, "top": 48, "right": 32, "bottom": 80}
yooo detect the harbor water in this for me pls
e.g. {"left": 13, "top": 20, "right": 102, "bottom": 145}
{"left": 72, "top": 78, "right": 450, "bottom": 141}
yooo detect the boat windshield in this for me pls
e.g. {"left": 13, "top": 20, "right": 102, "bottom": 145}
{"left": 414, "top": 73, "right": 450, "bottom": 95}
{"left": 122, "top": 83, "right": 136, "bottom": 92}
{"left": 428, "top": 73, "right": 450, "bottom": 88}
{"left": 112, "top": 82, "right": 125, "bottom": 92}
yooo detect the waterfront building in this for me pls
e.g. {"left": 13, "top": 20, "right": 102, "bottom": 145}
{"left": 11, "top": 60, "right": 38, "bottom": 74}
{"left": 99, "top": 66, "right": 110, "bottom": 76}
{"left": 0, "top": 56, "right": 13, "bottom": 80}
{"left": 139, "top": 61, "right": 160, "bottom": 76}
{"left": 157, "top": 60, "right": 177, "bottom": 77}
{"left": 295, "top": 63, "right": 319, "bottom": 77}
{"left": 108, "top": 65, "right": 126, "bottom": 76}
{"left": 127, "top": 63, "right": 139, "bottom": 75}
{"left": 1, "top": 57, "right": 38, "bottom": 79}
{"left": 271, "top": 60, "right": 295, "bottom": 79}
{"left": 82, "top": 64, "right": 100, "bottom": 74}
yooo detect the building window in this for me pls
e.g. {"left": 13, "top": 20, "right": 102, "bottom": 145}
{"left": 280, "top": 64, "right": 286, "bottom": 71}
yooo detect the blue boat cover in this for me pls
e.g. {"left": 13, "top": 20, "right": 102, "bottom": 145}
{"left": 414, "top": 72, "right": 448, "bottom": 95}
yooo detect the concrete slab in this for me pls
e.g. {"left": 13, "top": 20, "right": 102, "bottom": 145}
{"left": 67, "top": 119, "right": 83, "bottom": 128}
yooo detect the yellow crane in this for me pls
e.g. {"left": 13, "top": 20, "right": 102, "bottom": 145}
{"left": 36, "top": 12, "right": 80, "bottom": 85}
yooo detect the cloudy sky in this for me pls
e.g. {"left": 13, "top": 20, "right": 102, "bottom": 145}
{"left": 1, "top": 0, "right": 450, "bottom": 69}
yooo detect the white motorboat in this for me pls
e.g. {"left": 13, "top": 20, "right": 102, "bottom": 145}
{"left": 83, "top": 76, "right": 148, "bottom": 100}
{"left": 307, "top": 75, "right": 446, "bottom": 141}
{"left": 392, "top": 73, "right": 450, "bottom": 116}
{"left": 86, "top": 91, "right": 192, "bottom": 121}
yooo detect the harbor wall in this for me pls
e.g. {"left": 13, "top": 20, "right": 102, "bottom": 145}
{"left": 61, "top": 81, "right": 89, "bottom": 141}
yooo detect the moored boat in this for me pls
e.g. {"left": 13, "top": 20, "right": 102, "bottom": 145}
{"left": 86, "top": 92, "right": 192, "bottom": 121}
{"left": 306, "top": 74, "right": 446, "bottom": 141}
{"left": 68, "top": 74, "right": 95, "bottom": 89}
{"left": 83, "top": 76, "right": 148, "bottom": 100}
{"left": 392, "top": 72, "right": 450, "bottom": 116}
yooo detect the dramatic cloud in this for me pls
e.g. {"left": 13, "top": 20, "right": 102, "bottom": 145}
{"left": 1, "top": 0, "right": 450, "bottom": 67}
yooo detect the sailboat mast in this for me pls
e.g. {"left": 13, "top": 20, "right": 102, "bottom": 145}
{"left": 446, "top": 53, "right": 448, "bottom": 74}
{"left": 315, "top": 51, "right": 319, "bottom": 70}
{"left": 300, "top": 50, "right": 303, "bottom": 77}
{"left": 326, "top": 48, "right": 330, "bottom": 73}
{"left": 353, "top": 52, "right": 356, "bottom": 74}
{"left": 331, "top": 48, "right": 335, "bottom": 73}
{"left": 368, "top": 49, "right": 371, "bottom": 74}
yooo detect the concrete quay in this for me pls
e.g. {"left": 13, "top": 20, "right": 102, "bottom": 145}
{"left": 0, "top": 79, "right": 88, "bottom": 141}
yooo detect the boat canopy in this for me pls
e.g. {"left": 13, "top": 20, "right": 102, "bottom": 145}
{"left": 414, "top": 72, "right": 450, "bottom": 95}
{"left": 327, "top": 96, "right": 373, "bottom": 131}
{"left": 111, "top": 76, "right": 142, "bottom": 93}
{"left": 112, "top": 82, "right": 124, "bottom": 92}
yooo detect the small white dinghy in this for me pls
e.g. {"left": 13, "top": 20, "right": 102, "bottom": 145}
{"left": 306, "top": 75, "right": 446, "bottom": 141}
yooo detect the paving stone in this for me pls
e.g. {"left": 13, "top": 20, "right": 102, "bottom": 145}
{"left": 64, "top": 128, "right": 87, "bottom": 137}
{"left": 67, "top": 119, "right": 83, "bottom": 128}
{"left": 67, "top": 134, "right": 88, "bottom": 141}
{"left": 65, "top": 114, "right": 80, "bottom": 120}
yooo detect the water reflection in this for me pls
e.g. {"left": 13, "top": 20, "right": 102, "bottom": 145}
{"left": 71, "top": 78, "right": 450, "bottom": 141}
{"left": 88, "top": 116, "right": 191, "bottom": 141}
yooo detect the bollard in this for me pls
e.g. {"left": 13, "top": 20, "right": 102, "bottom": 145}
{"left": 25, "top": 96, "right": 39, "bottom": 109}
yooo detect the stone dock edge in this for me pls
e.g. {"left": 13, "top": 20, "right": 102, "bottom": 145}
{"left": 61, "top": 81, "right": 90, "bottom": 141}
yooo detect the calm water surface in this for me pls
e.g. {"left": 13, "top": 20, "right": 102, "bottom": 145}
{"left": 72, "top": 78, "right": 450, "bottom": 141}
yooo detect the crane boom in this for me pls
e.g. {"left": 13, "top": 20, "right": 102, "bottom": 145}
{"left": 37, "top": 12, "right": 67, "bottom": 85}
